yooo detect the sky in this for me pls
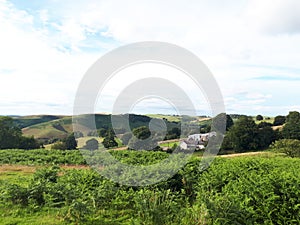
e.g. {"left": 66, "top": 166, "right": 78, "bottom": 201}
{"left": 1, "top": 0, "right": 300, "bottom": 116}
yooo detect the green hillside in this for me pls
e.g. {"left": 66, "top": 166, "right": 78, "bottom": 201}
{"left": 20, "top": 114, "right": 181, "bottom": 142}
{"left": 13, "top": 115, "right": 62, "bottom": 128}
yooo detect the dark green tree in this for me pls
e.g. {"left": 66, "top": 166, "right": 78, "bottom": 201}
{"left": 166, "top": 127, "right": 181, "bottom": 139}
{"left": 83, "top": 138, "right": 99, "bottom": 150}
{"left": 0, "top": 116, "right": 22, "bottom": 149}
{"left": 257, "top": 122, "right": 272, "bottom": 128}
{"left": 98, "top": 128, "right": 107, "bottom": 137}
{"left": 102, "top": 129, "right": 118, "bottom": 149}
{"left": 120, "top": 132, "right": 132, "bottom": 145}
{"left": 273, "top": 115, "right": 286, "bottom": 126}
{"left": 127, "top": 126, "right": 159, "bottom": 150}
{"left": 226, "top": 114, "right": 234, "bottom": 131}
{"left": 128, "top": 136, "right": 158, "bottom": 150}
{"left": 282, "top": 111, "right": 300, "bottom": 140}
{"left": 132, "top": 126, "right": 151, "bottom": 140}
{"left": 102, "top": 136, "right": 118, "bottom": 149}
{"left": 64, "top": 133, "right": 77, "bottom": 150}
{"left": 18, "top": 136, "right": 40, "bottom": 150}
{"left": 226, "top": 116, "right": 260, "bottom": 152}
{"left": 258, "top": 126, "right": 277, "bottom": 149}
{"left": 256, "top": 115, "right": 263, "bottom": 121}
{"left": 211, "top": 113, "right": 231, "bottom": 132}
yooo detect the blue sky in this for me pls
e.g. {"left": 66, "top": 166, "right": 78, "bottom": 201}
{"left": 1, "top": 0, "right": 300, "bottom": 116}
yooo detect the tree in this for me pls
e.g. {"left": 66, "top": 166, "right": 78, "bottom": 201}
{"left": 226, "top": 116, "right": 260, "bottom": 152}
{"left": 0, "top": 116, "right": 40, "bottom": 149}
{"left": 0, "top": 116, "right": 22, "bottom": 149}
{"left": 83, "top": 138, "right": 99, "bottom": 150}
{"left": 282, "top": 111, "right": 300, "bottom": 140}
{"left": 212, "top": 113, "right": 232, "bottom": 132}
{"left": 128, "top": 136, "right": 158, "bottom": 150}
{"left": 18, "top": 136, "right": 40, "bottom": 150}
{"left": 64, "top": 133, "right": 77, "bottom": 150}
{"left": 120, "top": 132, "right": 132, "bottom": 145}
{"left": 257, "top": 122, "right": 272, "bottom": 128}
{"left": 165, "top": 127, "right": 181, "bottom": 140}
{"left": 51, "top": 142, "right": 66, "bottom": 150}
{"left": 132, "top": 126, "right": 151, "bottom": 140}
{"left": 98, "top": 128, "right": 107, "bottom": 137}
{"left": 256, "top": 115, "right": 264, "bottom": 121}
{"left": 102, "top": 136, "right": 118, "bottom": 149}
{"left": 271, "top": 139, "right": 300, "bottom": 158}
{"left": 273, "top": 115, "right": 286, "bottom": 126}
{"left": 102, "top": 129, "right": 118, "bottom": 149}
{"left": 127, "top": 126, "right": 160, "bottom": 150}
{"left": 258, "top": 126, "right": 277, "bottom": 149}
{"left": 226, "top": 114, "right": 234, "bottom": 131}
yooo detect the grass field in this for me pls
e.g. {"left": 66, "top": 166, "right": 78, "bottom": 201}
{"left": 0, "top": 149, "right": 299, "bottom": 224}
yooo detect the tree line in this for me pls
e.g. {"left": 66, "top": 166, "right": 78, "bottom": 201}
{"left": 221, "top": 111, "right": 300, "bottom": 153}
{"left": 0, "top": 116, "right": 40, "bottom": 149}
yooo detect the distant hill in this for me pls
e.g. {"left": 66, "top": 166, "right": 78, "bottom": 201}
{"left": 13, "top": 115, "right": 63, "bottom": 128}
{"left": 19, "top": 114, "right": 182, "bottom": 143}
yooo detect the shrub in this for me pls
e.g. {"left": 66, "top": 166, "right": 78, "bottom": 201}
{"left": 271, "top": 139, "right": 300, "bottom": 158}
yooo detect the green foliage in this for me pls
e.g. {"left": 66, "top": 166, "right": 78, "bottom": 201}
{"left": 256, "top": 114, "right": 264, "bottom": 121}
{"left": 51, "top": 133, "right": 77, "bottom": 150}
{"left": 257, "top": 121, "right": 272, "bottom": 128}
{"left": 0, "top": 116, "right": 22, "bottom": 149}
{"left": 120, "top": 132, "right": 132, "bottom": 145}
{"left": 226, "top": 116, "right": 260, "bottom": 152}
{"left": 282, "top": 111, "right": 300, "bottom": 139}
{"left": 226, "top": 114, "right": 234, "bottom": 130}
{"left": 226, "top": 116, "right": 277, "bottom": 152}
{"left": 64, "top": 133, "right": 77, "bottom": 150}
{"left": 128, "top": 136, "right": 158, "bottom": 150}
{"left": 98, "top": 128, "right": 107, "bottom": 137}
{"left": 271, "top": 139, "right": 300, "bottom": 158}
{"left": 258, "top": 126, "right": 277, "bottom": 149}
{"left": 165, "top": 127, "right": 181, "bottom": 140}
{"left": 83, "top": 138, "right": 99, "bottom": 150}
{"left": 51, "top": 141, "right": 66, "bottom": 150}
{"left": 102, "top": 128, "right": 118, "bottom": 149}
{"left": 0, "top": 151, "right": 300, "bottom": 224}
{"left": 132, "top": 126, "right": 151, "bottom": 140}
{"left": 0, "top": 149, "right": 86, "bottom": 165}
{"left": 0, "top": 116, "right": 40, "bottom": 149}
{"left": 197, "top": 157, "right": 300, "bottom": 224}
{"left": 273, "top": 115, "right": 286, "bottom": 126}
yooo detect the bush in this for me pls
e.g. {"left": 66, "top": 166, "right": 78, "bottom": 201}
{"left": 271, "top": 139, "right": 300, "bottom": 158}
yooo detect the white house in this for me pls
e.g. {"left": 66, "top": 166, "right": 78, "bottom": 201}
{"left": 180, "top": 132, "right": 216, "bottom": 150}
{"left": 188, "top": 132, "right": 216, "bottom": 142}
{"left": 179, "top": 139, "right": 205, "bottom": 150}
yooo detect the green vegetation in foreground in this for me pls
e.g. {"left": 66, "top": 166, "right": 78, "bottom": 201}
{"left": 0, "top": 149, "right": 299, "bottom": 224}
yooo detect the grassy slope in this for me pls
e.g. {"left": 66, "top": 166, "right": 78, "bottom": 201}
{"left": 13, "top": 115, "right": 63, "bottom": 128}
{"left": 21, "top": 114, "right": 180, "bottom": 141}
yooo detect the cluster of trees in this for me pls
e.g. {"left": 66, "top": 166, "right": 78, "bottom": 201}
{"left": 120, "top": 126, "right": 162, "bottom": 151}
{"left": 222, "top": 115, "right": 278, "bottom": 152}
{"left": 51, "top": 133, "right": 77, "bottom": 150}
{"left": 0, "top": 116, "right": 40, "bottom": 149}
{"left": 222, "top": 111, "right": 300, "bottom": 153}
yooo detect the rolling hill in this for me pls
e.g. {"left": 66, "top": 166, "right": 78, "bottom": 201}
{"left": 19, "top": 114, "right": 183, "bottom": 143}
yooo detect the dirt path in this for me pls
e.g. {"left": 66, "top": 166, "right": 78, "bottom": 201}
{"left": 0, "top": 164, "right": 90, "bottom": 173}
{"left": 219, "top": 151, "right": 266, "bottom": 158}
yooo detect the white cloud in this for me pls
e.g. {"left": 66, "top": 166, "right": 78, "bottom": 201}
{"left": 246, "top": 0, "right": 300, "bottom": 35}
{"left": 1, "top": 0, "right": 300, "bottom": 116}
